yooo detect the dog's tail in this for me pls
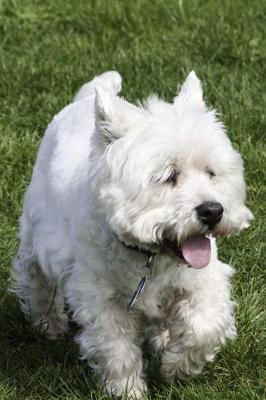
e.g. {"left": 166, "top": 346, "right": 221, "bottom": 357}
{"left": 74, "top": 71, "right": 122, "bottom": 102}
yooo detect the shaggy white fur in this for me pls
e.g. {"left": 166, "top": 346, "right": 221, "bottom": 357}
{"left": 12, "top": 71, "right": 253, "bottom": 398}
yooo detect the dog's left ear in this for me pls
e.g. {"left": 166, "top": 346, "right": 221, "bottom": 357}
{"left": 95, "top": 86, "right": 144, "bottom": 146}
{"left": 174, "top": 71, "right": 205, "bottom": 108}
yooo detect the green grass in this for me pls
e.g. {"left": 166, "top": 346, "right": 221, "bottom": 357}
{"left": 0, "top": 0, "right": 265, "bottom": 399}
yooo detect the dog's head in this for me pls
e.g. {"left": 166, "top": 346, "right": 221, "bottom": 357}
{"left": 92, "top": 72, "right": 253, "bottom": 267}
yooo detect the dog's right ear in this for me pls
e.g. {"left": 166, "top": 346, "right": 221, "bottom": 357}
{"left": 95, "top": 86, "right": 145, "bottom": 146}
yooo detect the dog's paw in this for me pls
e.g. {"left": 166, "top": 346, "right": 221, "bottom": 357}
{"left": 103, "top": 376, "right": 147, "bottom": 399}
{"left": 34, "top": 313, "right": 69, "bottom": 340}
{"left": 160, "top": 346, "right": 212, "bottom": 382}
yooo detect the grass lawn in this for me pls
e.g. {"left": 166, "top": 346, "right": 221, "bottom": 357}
{"left": 0, "top": 0, "right": 265, "bottom": 399}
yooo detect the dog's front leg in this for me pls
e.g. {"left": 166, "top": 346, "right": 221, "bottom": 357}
{"left": 76, "top": 302, "right": 147, "bottom": 399}
{"left": 161, "top": 266, "right": 236, "bottom": 381}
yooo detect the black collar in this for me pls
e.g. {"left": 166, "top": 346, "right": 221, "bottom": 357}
{"left": 119, "top": 238, "right": 184, "bottom": 261}
{"left": 119, "top": 240, "right": 155, "bottom": 258}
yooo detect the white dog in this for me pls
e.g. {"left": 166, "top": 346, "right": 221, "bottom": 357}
{"left": 12, "top": 71, "right": 253, "bottom": 398}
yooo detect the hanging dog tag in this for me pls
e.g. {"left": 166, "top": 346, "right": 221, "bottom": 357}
{"left": 127, "top": 276, "right": 148, "bottom": 311}
{"left": 127, "top": 254, "right": 155, "bottom": 312}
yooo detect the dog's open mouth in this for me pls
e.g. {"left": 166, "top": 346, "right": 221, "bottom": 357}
{"left": 169, "top": 235, "right": 211, "bottom": 269}
{"left": 181, "top": 235, "right": 211, "bottom": 269}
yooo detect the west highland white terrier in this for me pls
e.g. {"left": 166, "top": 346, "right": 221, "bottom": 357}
{"left": 12, "top": 71, "right": 253, "bottom": 398}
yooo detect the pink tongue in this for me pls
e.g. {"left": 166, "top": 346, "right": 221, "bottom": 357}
{"left": 181, "top": 235, "right": 211, "bottom": 269}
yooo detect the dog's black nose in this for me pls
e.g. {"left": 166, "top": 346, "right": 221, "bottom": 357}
{"left": 196, "top": 201, "right": 224, "bottom": 229}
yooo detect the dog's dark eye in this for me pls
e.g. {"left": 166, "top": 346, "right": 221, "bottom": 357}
{"left": 164, "top": 170, "right": 179, "bottom": 186}
{"left": 207, "top": 169, "right": 216, "bottom": 179}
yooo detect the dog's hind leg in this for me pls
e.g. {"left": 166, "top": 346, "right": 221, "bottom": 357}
{"left": 12, "top": 254, "right": 68, "bottom": 339}
{"left": 11, "top": 214, "right": 68, "bottom": 339}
